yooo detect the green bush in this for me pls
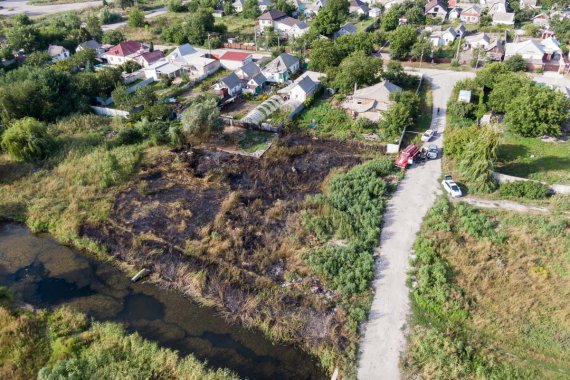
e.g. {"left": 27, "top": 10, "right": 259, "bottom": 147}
{"left": 2, "top": 117, "right": 54, "bottom": 163}
{"left": 455, "top": 203, "right": 503, "bottom": 242}
{"left": 498, "top": 181, "right": 550, "bottom": 200}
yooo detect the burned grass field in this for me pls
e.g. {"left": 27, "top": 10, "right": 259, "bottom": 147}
{"left": 83, "top": 135, "right": 394, "bottom": 374}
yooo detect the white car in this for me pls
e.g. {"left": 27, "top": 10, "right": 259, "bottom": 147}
{"left": 442, "top": 179, "right": 463, "bottom": 198}
{"left": 421, "top": 129, "right": 435, "bottom": 142}
{"left": 426, "top": 144, "right": 438, "bottom": 159}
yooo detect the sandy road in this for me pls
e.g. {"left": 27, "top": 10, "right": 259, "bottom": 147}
{"left": 357, "top": 69, "right": 475, "bottom": 380}
{"left": 0, "top": 0, "right": 102, "bottom": 16}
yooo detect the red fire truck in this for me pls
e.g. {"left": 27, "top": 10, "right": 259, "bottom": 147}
{"left": 394, "top": 144, "right": 421, "bottom": 169}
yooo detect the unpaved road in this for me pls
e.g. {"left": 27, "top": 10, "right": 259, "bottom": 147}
{"left": 0, "top": 0, "right": 102, "bottom": 16}
{"left": 459, "top": 197, "right": 552, "bottom": 214}
{"left": 357, "top": 69, "right": 475, "bottom": 380}
{"left": 102, "top": 6, "right": 167, "bottom": 31}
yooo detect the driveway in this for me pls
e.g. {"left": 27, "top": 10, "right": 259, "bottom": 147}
{"left": 0, "top": 0, "right": 102, "bottom": 16}
{"left": 357, "top": 69, "right": 474, "bottom": 380}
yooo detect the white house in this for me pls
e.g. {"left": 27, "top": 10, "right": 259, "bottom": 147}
{"left": 341, "top": 80, "right": 402, "bottom": 122}
{"left": 76, "top": 40, "right": 105, "bottom": 56}
{"left": 519, "top": 0, "right": 539, "bottom": 9}
{"left": 505, "top": 37, "right": 568, "bottom": 72}
{"left": 257, "top": 9, "right": 287, "bottom": 30}
{"left": 460, "top": 4, "right": 482, "bottom": 23}
{"left": 349, "top": 0, "right": 369, "bottom": 15}
{"left": 167, "top": 44, "right": 220, "bottom": 79}
{"left": 104, "top": 41, "right": 149, "bottom": 65}
{"left": 218, "top": 51, "right": 253, "bottom": 70}
{"left": 275, "top": 16, "right": 308, "bottom": 37}
{"left": 215, "top": 72, "right": 243, "bottom": 98}
{"left": 448, "top": 7, "right": 462, "bottom": 20}
{"left": 143, "top": 59, "right": 182, "bottom": 80}
{"left": 232, "top": 0, "right": 244, "bottom": 12}
{"left": 424, "top": 0, "right": 448, "bottom": 19}
{"left": 262, "top": 52, "right": 300, "bottom": 83}
{"left": 289, "top": 76, "right": 318, "bottom": 103}
{"left": 532, "top": 13, "right": 550, "bottom": 28}
{"left": 492, "top": 12, "right": 515, "bottom": 26}
{"left": 47, "top": 45, "right": 70, "bottom": 62}
{"left": 465, "top": 33, "right": 491, "bottom": 49}
{"left": 134, "top": 50, "right": 165, "bottom": 68}
{"left": 483, "top": 0, "right": 507, "bottom": 15}
{"left": 369, "top": 7, "right": 381, "bottom": 18}
{"left": 430, "top": 27, "right": 458, "bottom": 47}
{"left": 258, "top": 0, "right": 272, "bottom": 12}
{"left": 236, "top": 61, "right": 262, "bottom": 81}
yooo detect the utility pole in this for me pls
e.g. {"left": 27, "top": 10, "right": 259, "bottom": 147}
{"left": 455, "top": 35, "right": 462, "bottom": 61}
{"left": 208, "top": 33, "right": 211, "bottom": 56}
{"left": 419, "top": 45, "right": 425, "bottom": 69}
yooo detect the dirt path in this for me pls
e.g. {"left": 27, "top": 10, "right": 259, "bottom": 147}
{"left": 357, "top": 69, "right": 475, "bottom": 380}
{"left": 458, "top": 197, "right": 552, "bottom": 214}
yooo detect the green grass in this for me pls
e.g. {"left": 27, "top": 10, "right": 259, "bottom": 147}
{"left": 237, "top": 130, "right": 273, "bottom": 153}
{"left": 496, "top": 132, "right": 570, "bottom": 185}
{"left": 403, "top": 199, "right": 570, "bottom": 379}
{"left": 0, "top": 302, "right": 237, "bottom": 380}
{"left": 214, "top": 15, "right": 257, "bottom": 34}
{"left": 403, "top": 79, "right": 433, "bottom": 146}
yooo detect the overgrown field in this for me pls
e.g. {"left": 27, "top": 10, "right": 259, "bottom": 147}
{"left": 0, "top": 116, "right": 399, "bottom": 377}
{"left": 0, "top": 297, "right": 236, "bottom": 380}
{"left": 402, "top": 199, "right": 570, "bottom": 379}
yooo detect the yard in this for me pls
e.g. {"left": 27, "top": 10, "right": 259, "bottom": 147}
{"left": 496, "top": 132, "right": 570, "bottom": 185}
{"left": 214, "top": 15, "right": 257, "bottom": 35}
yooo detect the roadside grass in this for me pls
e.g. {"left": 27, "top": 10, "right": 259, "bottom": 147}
{"left": 403, "top": 79, "right": 433, "bottom": 146}
{"left": 496, "top": 132, "right": 570, "bottom": 185}
{"left": 402, "top": 199, "right": 570, "bottom": 379}
{"left": 0, "top": 301, "right": 237, "bottom": 380}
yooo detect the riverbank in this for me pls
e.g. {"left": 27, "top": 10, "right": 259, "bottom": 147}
{"left": 0, "top": 294, "right": 238, "bottom": 379}
{"left": 0, "top": 113, "right": 398, "bottom": 377}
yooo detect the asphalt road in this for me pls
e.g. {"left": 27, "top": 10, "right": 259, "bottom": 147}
{"left": 0, "top": 0, "right": 102, "bottom": 16}
{"left": 357, "top": 68, "right": 475, "bottom": 380}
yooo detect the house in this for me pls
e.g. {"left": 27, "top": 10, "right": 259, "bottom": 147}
{"left": 398, "top": 16, "right": 408, "bottom": 25}
{"left": 519, "top": 0, "right": 538, "bottom": 9}
{"left": 492, "top": 12, "right": 515, "bottom": 26}
{"left": 424, "top": 0, "right": 448, "bottom": 19}
{"left": 532, "top": 13, "right": 550, "bottom": 28}
{"left": 304, "top": 0, "right": 326, "bottom": 16}
{"left": 430, "top": 27, "right": 457, "bottom": 46}
{"left": 369, "top": 7, "right": 381, "bottom": 18}
{"left": 484, "top": 0, "right": 506, "bottom": 15}
{"left": 278, "top": 70, "right": 326, "bottom": 96}
{"left": 455, "top": 24, "right": 466, "bottom": 38}
{"left": 485, "top": 39, "right": 505, "bottom": 60}
{"left": 275, "top": 17, "right": 309, "bottom": 37}
{"left": 218, "top": 51, "right": 253, "bottom": 70}
{"left": 341, "top": 80, "right": 402, "bottom": 122}
{"left": 76, "top": 40, "right": 104, "bottom": 56}
{"left": 143, "top": 59, "right": 182, "bottom": 80}
{"left": 244, "top": 73, "right": 267, "bottom": 95}
{"left": 349, "top": 0, "right": 369, "bottom": 15}
{"left": 257, "top": 9, "right": 287, "bottom": 30}
{"left": 289, "top": 76, "right": 318, "bottom": 103}
{"left": 263, "top": 52, "right": 300, "bottom": 83}
{"left": 333, "top": 22, "right": 358, "bottom": 38}
{"left": 233, "top": 0, "right": 244, "bottom": 12}
{"left": 236, "top": 61, "right": 262, "bottom": 81}
{"left": 460, "top": 4, "right": 482, "bottom": 23}
{"left": 458, "top": 90, "right": 472, "bottom": 102}
{"left": 505, "top": 37, "right": 568, "bottom": 72}
{"left": 134, "top": 50, "right": 165, "bottom": 67}
{"left": 258, "top": 0, "right": 272, "bottom": 12}
{"left": 465, "top": 33, "right": 491, "bottom": 49}
{"left": 215, "top": 72, "right": 243, "bottom": 98}
{"left": 448, "top": 7, "right": 462, "bottom": 20}
{"left": 166, "top": 44, "right": 220, "bottom": 79}
{"left": 47, "top": 45, "right": 70, "bottom": 62}
{"left": 104, "top": 41, "right": 149, "bottom": 65}
{"left": 479, "top": 112, "right": 503, "bottom": 125}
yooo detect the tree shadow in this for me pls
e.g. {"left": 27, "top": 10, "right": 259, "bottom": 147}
{"left": 496, "top": 155, "right": 570, "bottom": 180}
{"left": 496, "top": 144, "right": 529, "bottom": 163}
{"left": 0, "top": 162, "right": 35, "bottom": 185}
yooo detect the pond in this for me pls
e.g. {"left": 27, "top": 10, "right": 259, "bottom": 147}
{"left": 0, "top": 223, "right": 325, "bottom": 380}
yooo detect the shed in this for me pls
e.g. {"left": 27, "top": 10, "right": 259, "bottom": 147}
{"left": 458, "top": 90, "right": 472, "bottom": 102}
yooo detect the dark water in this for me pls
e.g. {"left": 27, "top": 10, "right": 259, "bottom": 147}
{"left": 0, "top": 223, "right": 325, "bottom": 380}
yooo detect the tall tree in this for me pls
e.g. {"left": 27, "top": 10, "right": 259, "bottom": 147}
{"left": 331, "top": 51, "right": 383, "bottom": 94}
{"left": 243, "top": 0, "right": 260, "bottom": 19}
{"left": 388, "top": 25, "right": 417, "bottom": 60}
{"left": 310, "top": 0, "right": 349, "bottom": 35}
{"left": 181, "top": 95, "right": 222, "bottom": 140}
{"left": 1, "top": 117, "right": 54, "bottom": 163}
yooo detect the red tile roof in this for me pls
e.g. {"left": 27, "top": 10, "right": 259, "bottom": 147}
{"left": 106, "top": 41, "right": 148, "bottom": 57}
{"left": 219, "top": 51, "right": 252, "bottom": 62}
{"left": 139, "top": 50, "right": 164, "bottom": 64}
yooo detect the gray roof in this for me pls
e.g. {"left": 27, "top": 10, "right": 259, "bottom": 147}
{"left": 239, "top": 61, "right": 261, "bottom": 79}
{"left": 258, "top": 9, "right": 287, "bottom": 20}
{"left": 295, "top": 76, "right": 316, "bottom": 94}
{"left": 78, "top": 40, "right": 101, "bottom": 50}
{"left": 264, "top": 53, "right": 300, "bottom": 73}
{"left": 221, "top": 72, "right": 242, "bottom": 89}
{"left": 169, "top": 43, "right": 198, "bottom": 58}
{"left": 250, "top": 72, "right": 267, "bottom": 85}
{"left": 47, "top": 45, "right": 67, "bottom": 57}
{"left": 340, "top": 22, "right": 357, "bottom": 34}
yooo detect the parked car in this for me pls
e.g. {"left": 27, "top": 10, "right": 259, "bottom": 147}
{"left": 395, "top": 144, "right": 421, "bottom": 168}
{"left": 442, "top": 176, "right": 463, "bottom": 198}
{"left": 421, "top": 129, "right": 435, "bottom": 142}
{"left": 426, "top": 144, "right": 438, "bottom": 159}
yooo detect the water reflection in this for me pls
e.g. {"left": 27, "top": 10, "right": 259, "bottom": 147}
{"left": 0, "top": 223, "right": 325, "bottom": 380}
